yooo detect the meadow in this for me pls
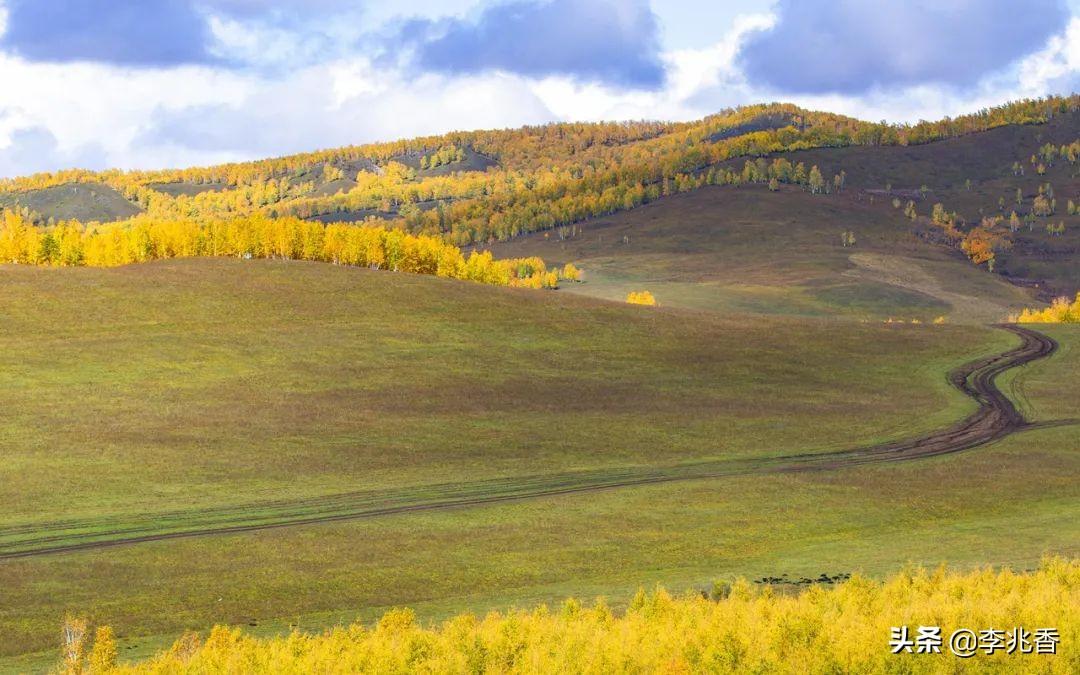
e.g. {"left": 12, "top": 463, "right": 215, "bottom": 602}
{"left": 0, "top": 260, "right": 1076, "bottom": 669}
{"left": 0, "top": 99, "right": 1076, "bottom": 671}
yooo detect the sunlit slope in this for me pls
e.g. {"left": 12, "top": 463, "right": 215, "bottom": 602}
{"left": 0, "top": 182, "right": 142, "bottom": 222}
{"left": 487, "top": 184, "right": 1037, "bottom": 323}
{"left": 2, "top": 259, "right": 1076, "bottom": 661}
{"left": 730, "top": 111, "right": 1080, "bottom": 296}
{"left": 0, "top": 258, "right": 1003, "bottom": 527}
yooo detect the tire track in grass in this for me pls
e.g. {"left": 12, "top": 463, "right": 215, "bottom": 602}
{"left": 0, "top": 325, "right": 1056, "bottom": 560}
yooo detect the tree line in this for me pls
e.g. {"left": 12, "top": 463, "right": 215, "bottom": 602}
{"left": 59, "top": 558, "right": 1078, "bottom": 673}
{"left": 1, "top": 97, "right": 1074, "bottom": 248}
{"left": 0, "top": 211, "right": 563, "bottom": 289}
{"left": 1015, "top": 294, "right": 1080, "bottom": 323}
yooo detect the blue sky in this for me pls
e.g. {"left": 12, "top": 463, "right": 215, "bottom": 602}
{"left": 0, "top": 0, "right": 1076, "bottom": 177}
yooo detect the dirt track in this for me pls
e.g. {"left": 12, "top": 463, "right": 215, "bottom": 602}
{"left": 0, "top": 325, "right": 1057, "bottom": 560}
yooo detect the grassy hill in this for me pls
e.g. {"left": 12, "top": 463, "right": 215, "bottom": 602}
{"left": 0, "top": 182, "right": 142, "bottom": 223}
{"left": 714, "top": 111, "right": 1080, "bottom": 296}
{"left": 484, "top": 184, "right": 1036, "bottom": 323}
{"left": 0, "top": 98, "right": 1078, "bottom": 669}
{"left": 1, "top": 97, "right": 1073, "bottom": 225}
{"left": 0, "top": 258, "right": 1077, "bottom": 668}
{"left": 478, "top": 109, "right": 1077, "bottom": 318}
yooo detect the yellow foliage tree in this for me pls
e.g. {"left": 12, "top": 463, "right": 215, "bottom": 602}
{"left": 86, "top": 559, "right": 1080, "bottom": 674}
{"left": 0, "top": 211, "right": 555, "bottom": 291}
{"left": 88, "top": 626, "right": 118, "bottom": 673}
{"left": 626, "top": 290, "right": 657, "bottom": 306}
{"left": 1016, "top": 293, "right": 1080, "bottom": 323}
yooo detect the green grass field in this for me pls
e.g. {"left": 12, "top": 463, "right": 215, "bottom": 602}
{"left": 0, "top": 259, "right": 1076, "bottom": 670}
{"left": 1, "top": 111, "right": 1078, "bottom": 671}
{"left": 0, "top": 259, "right": 1002, "bottom": 528}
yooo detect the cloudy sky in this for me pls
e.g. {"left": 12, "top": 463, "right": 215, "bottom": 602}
{"left": 0, "top": 0, "right": 1077, "bottom": 177}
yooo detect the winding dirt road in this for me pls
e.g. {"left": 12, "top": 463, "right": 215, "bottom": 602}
{"left": 0, "top": 325, "right": 1057, "bottom": 560}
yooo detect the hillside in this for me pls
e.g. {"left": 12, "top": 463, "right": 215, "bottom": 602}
{"left": 1, "top": 98, "right": 1079, "bottom": 670}
{"left": 0, "top": 182, "right": 142, "bottom": 223}
{"left": 5, "top": 258, "right": 1078, "bottom": 665}
{"left": 484, "top": 184, "right": 1037, "bottom": 323}
{"left": 480, "top": 108, "right": 1078, "bottom": 318}
{"left": 0, "top": 98, "right": 1075, "bottom": 316}
{"left": 0, "top": 98, "right": 1072, "bottom": 223}
{"left": 712, "top": 111, "right": 1080, "bottom": 296}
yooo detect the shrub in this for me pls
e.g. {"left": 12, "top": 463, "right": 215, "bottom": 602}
{"left": 626, "top": 290, "right": 657, "bottom": 306}
{"left": 1015, "top": 294, "right": 1080, "bottom": 323}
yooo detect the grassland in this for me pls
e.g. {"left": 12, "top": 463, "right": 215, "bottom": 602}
{"left": 3, "top": 391, "right": 1077, "bottom": 670}
{"left": 1, "top": 108, "right": 1077, "bottom": 670}
{"left": 486, "top": 184, "right": 1036, "bottom": 322}
{"left": 0, "top": 259, "right": 1076, "bottom": 670}
{"left": 0, "top": 259, "right": 1002, "bottom": 527}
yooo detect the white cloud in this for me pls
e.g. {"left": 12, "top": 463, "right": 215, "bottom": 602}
{"left": 653, "top": 0, "right": 775, "bottom": 51}
{"left": 0, "top": 55, "right": 250, "bottom": 172}
{"left": 361, "top": 0, "right": 481, "bottom": 28}
{"left": 0, "top": 125, "right": 106, "bottom": 177}
{"left": 206, "top": 15, "right": 318, "bottom": 68}
{"left": 1015, "top": 16, "right": 1080, "bottom": 96}
{"left": 527, "top": 12, "right": 773, "bottom": 122}
{"left": 0, "top": 4, "right": 1074, "bottom": 178}
{"left": 328, "top": 59, "right": 388, "bottom": 108}
{"left": 138, "top": 66, "right": 555, "bottom": 166}
{"left": 664, "top": 13, "right": 775, "bottom": 103}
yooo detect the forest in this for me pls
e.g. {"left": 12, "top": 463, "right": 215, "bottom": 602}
{"left": 2, "top": 97, "right": 1076, "bottom": 248}
{"left": 0, "top": 95, "right": 1074, "bottom": 315}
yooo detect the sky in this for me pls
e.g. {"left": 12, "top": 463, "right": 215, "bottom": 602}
{"left": 0, "top": 0, "right": 1077, "bottom": 177}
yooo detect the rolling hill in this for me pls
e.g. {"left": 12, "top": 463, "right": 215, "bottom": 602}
{"left": 1, "top": 97, "right": 1075, "bottom": 307}
{"left": 1, "top": 258, "right": 1078, "bottom": 668}
{"left": 0, "top": 182, "right": 142, "bottom": 223}
{"left": 479, "top": 106, "right": 1078, "bottom": 320}
{"left": 483, "top": 184, "right": 1038, "bottom": 323}
{"left": 0, "top": 97, "right": 1078, "bottom": 669}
